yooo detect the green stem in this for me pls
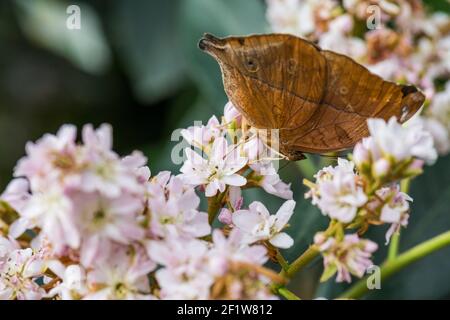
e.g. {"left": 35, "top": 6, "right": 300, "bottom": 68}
{"left": 339, "top": 230, "right": 450, "bottom": 299}
{"left": 275, "top": 249, "right": 290, "bottom": 272}
{"left": 277, "top": 287, "right": 301, "bottom": 300}
{"left": 281, "top": 222, "right": 338, "bottom": 278}
{"left": 387, "top": 232, "right": 400, "bottom": 261}
{"left": 284, "top": 246, "right": 320, "bottom": 278}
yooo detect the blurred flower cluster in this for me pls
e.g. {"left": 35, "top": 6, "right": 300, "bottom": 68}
{"left": 0, "top": 103, "right": 297, "bottom": 300}
{"left": 266, "top": 0, "right": 450, "bottom": 155}
{"left": 305, "top": 116, "right": 436, "bottom": 282}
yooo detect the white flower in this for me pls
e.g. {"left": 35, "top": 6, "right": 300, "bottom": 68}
{"left": 147, "top": 237, "right": 213, "bottom": 300}
{"left": 181, "top": 116, "right": 222, "bottom": 150}
{"left": 307, "top": 159, "right": 366, "bottom": 223}
{"left": 47, "top": 263, "right": 88, "bottom": 300}
{"left": 147, "top": 172, "right": 210, "bottom": 239}
{"left": 207, "top": 229, "right": 268, "bottom": 275}
{"left": 84, "top": 245, "right": 155, "bottom": 300}
{"left": 0, "top": 178, "right": 30, "bottom": 213}
{"left": 367, "top": 117, "right": 437, "bottom": 165}
{"left": 249, "top": 162, "right": 293, "bottom": 200}
{"left": 180, "top": 137, "right": 247, "bottom": 197}
{"left": 0, "top": 245, "right": 46, "bottom": 300}
{"left": 232, "top": 200, "right": 296, "bottom": 249}
{"left": 80, "top": 124, "right": 144, "bottom": 198}
{"left": 21, "top": 187, "right": 80, "bottom": 252}
{"left": 74, "top": 192, "right": 146, "bottom": 266}
{"left": 14, "top": 124, "right": 80, "bottom": 190}
{"left": 376, "top": 186, "right": 412, "bottom": 244}
{"left": 420, "top": 117, "right": 450, "bottom": 156}
{"left": 223, "top": 101, "right": 242, "bottom": 128}
{"left": 318, "top": 15, "right": 367, "bottom": 60}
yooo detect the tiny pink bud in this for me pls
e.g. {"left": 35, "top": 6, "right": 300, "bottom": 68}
{"left": 314, "top": 232, "right": 327, "bottom": 245}
{"left": 218, "top": 208, "right": 233, "bottom": 225}
{"left": 352, "top": 142, "right": 369, "bottom": 166}
{"left": 408, "top": 159, "right": 425, "bottom": 171}
{"left": 224, "top": 101, "right": 242, "bottom": 126}
{"left": 373, "top": 158, "right": 390, "bottom": 177}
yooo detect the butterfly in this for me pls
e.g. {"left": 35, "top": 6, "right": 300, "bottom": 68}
{"left": 198, "top": 33, "right": 425, "bottom": 161}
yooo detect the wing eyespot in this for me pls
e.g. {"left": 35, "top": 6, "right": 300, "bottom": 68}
{"left": 244, "top": 57, "right": 259, "bottom": 72}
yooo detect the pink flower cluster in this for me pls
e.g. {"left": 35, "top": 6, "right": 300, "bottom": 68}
{"left": 314, "top": 232, "right": 378, "bottom": 283}
{"left": 305, "top": 116, "right": 435, "bottom": 282}
{"left": 179, "top": 102, "right": 293, "bottom": 200}
{"left": 0, "top": 103, "right": 297, "bottom": 300}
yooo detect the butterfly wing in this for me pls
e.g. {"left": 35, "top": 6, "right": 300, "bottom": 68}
{"left": 280, "top": 45, "right": 424, "bottom": 154}
{"left": 200, "top": 33, "right": 424, "bottom": 155}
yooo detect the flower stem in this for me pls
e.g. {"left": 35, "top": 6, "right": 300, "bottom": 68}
{"left": 387, "top": 232, "right": 400, "bottom": 261}
{"left": 277, "top": 287, "right": 301, "bottom": 300}
{"left": 281, "top": 222, "right": 338, "bottom": 278}
{"left": 284, "top": 245, "right": 320, "bottom": 278}
{"left": 339, "top": 230, "right": 450, "bottom": 299}
{"left": 275, "top": 249, "right": 290, "bottom": 272}
{"left": 207, "top": 191, "right": 226, "bottom": 224}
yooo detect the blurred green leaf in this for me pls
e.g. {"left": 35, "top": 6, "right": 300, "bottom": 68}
{"left": 109, "top": 0, "right": 186, "bottom": 103}
{"left": 178, "top": 0, "right": 268, "bottom": 112}
{"left": 317, "top": 155, "right": 450, "bottom": 299}
{"left": 424, "top": 0, "right": 450, "bottom": 13}
{"left": 14, "top": 0, "right": 111, "bottom": 74}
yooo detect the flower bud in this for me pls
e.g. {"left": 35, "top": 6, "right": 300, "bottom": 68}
{"left": 352, "top": 142, "right": 370, "bottom": 166}
{"left": 224, "top": 101, "right": 242, "bottom": 127}
{"left": 372, "top": 158, "right": 390, "bottom": 177}
{"left": 218, "top": 208, "right": 233, "bottom": 225}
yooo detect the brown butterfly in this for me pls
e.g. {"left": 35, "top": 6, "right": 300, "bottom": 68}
{"left": 198, "top": 33, "right": 425, "bottom": 161}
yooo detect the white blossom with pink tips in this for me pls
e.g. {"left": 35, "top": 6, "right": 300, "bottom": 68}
{"left": 375, "top": 186, "right": 412, "bottom": 244}
{"left": 147, "top": 171, "right": 210, "bottom": 239}
{"left": 307, "top": 159, "right": 367, "bottom": 223}
{"left": 0, "top": 237, "right": 47, "bottom": 300}
{"left": 180, "top": 137, "right": 247, "bottom": 197}
{"left": 84, "top": 244, "right": 155, "bottom": 300}
{"left": 232, "top": 200, "right": 296, "bottom": 249}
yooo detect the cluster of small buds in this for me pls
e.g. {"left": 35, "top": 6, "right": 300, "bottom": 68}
{"left": 266, "top": 0, "right": 450, "bottom": 155}
{"left": 305, "top": 117, "right": 436, "bottom": 283}
{"left": 352, "top": 117, "right": 437, "bottom": 182}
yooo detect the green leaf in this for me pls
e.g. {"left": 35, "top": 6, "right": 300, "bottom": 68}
{"left": 14, "top": 0, "right": 111, "bottom": 74}
{"left": 109, "top": 0, "right": 186, "bottom": 103}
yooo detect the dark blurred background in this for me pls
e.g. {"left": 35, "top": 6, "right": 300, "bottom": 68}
{"left": 0, "top": 0, "right": 271, "bottom": 187}
{"left": 0, "top": 0, "right": 449, "bottom": 299}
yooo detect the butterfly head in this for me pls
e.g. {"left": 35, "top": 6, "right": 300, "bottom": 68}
{"left": 198, "top": 33, "right": 227, "bottom": 58}
{"left": 198, "top": 34, "right": 263, "bottom": 72}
